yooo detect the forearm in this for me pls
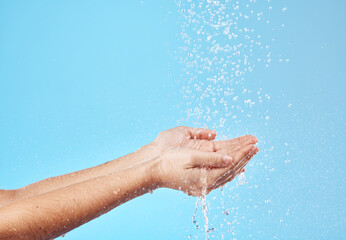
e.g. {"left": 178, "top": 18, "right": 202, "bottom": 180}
{"left": 0, "top": 126, "right": 259, "bottom": 239}
{"left": 0, "top": 160, "right": 159, "bottom": 240}
{"left": 12, "top": 145, "right": 157, "bottom": 204}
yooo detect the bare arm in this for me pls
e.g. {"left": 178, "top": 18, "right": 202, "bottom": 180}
{"left": 0, "top": 126, "right": 259, "bottom": 239}
{"left": 0, "top": 127, "right": 219, "bottom": 206}
{"left": 0, "top": 190, "right": 16, "bottom": 207}
{"left": 0, "top": 159, "right": 158, "bottom": 240}
{"left": 8, "top": 148, "right": 154, "bottom": 206}
{"left": 2, "top": 126, "right": 257, "bottom": 206}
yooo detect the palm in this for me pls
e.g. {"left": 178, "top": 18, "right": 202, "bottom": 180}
{"left": 154, "top": 127, "right": 259, "bottom": 196}
{"left": 153, "top": 126, "right": 257, "bottom": 157}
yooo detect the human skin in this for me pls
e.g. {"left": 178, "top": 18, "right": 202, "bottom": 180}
{"left": 0, "top": 126, "right": 259, "bottom": 239}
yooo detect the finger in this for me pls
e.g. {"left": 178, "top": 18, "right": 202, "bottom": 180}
{"left": 213, "top": 135, "right": 258, "bottom": 151}
{"left": 190, "top": 151, "right": 233, "bottom": 168}
{"left": 220, "top": 154, "right": 256, "bottom": 187}
{"left": 232, "top": 145, "right": 259, "bottom": 166}
{"left": 208, "top": 145, "right": 258, "bottom": 189}
{"left": 219, "top": 145, "right": 258, "bottom": 176}
{"left": 213, "top": 146, "right": 259, "bottom": 189}
{"left": 187, "top": 127, "right": 217, "bottom": 140}
{"left": 206, "top": 144, "right": 255, "bottom": 170}
{"left": 186, "top": 139, "right": 216, "bottom": 152}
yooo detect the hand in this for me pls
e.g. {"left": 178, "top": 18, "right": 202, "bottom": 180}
{"left": 150, "top": 126, "right": 217, "bottom": 151}
{"left": 148, "top": 126, "right": 258, "bottom": 154}
{"left": 148, "top": 126, "right": 259, "bottom": 196}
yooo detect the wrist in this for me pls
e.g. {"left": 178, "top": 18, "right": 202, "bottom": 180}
{"left": 133, "top": 143, "right": 166, "bottom": 189}
{"left": 137, "top": 142, "right": 162, "bottom": 160}
{"left": 133, "top": 145, "right": 162, "bottom": 189}
{"left": 144, "top": 157, "right": 162, "bottom": 189}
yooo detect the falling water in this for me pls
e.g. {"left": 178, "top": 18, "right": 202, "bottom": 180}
{"left": 175, "top": 0, "right": 288, "bottom": 238}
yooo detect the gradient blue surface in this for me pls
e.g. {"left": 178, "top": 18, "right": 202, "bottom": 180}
{"left": 0, "top": 0, "right": 345, "bottom": 239}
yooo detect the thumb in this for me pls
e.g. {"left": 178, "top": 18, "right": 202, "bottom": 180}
{"left": 191, "top": 151, "right": 233, "bottom": 168}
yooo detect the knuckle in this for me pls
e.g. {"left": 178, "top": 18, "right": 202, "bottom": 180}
{"left": 213, "top": 155, "right": 221, "bottom": 166}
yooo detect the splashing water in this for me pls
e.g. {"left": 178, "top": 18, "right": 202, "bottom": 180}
{"left": 201, "top": 169, "right": 210, "bottom": 239}
{"left": 175, "top": 0, "right": 288, "bottom": 238}
{"left": 176, "top": 0, "right": 281, "bottom": 131}
{"left": 201, "top": 195, "right": 209, "bottom": 240}
{"left": 192, "top": 198, "right": 200, "bottom": 230}
{"left": 236, "top": 172, "right": 247, "bottom": 187}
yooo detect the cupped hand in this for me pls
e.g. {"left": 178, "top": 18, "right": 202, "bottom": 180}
{"left": 149, "top": 126, "right": 259, "bottom": 196}
{"left": 149, "top": 126, "right": 257, "bottom": 153}
{"left": 149, "top": 126, "right": 217, "bottom": 152}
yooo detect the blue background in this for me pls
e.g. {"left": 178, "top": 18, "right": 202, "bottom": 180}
{"left": 0, "top": 0, "right": 345, "bottom": 239}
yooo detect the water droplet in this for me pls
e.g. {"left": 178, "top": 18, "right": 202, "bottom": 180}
{"left": 223, "top": 210, "right": 230, "bottom": 215}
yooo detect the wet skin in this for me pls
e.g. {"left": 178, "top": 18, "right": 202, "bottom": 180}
{"left": 0, "top": 126, "right": 259, "bottom": 239}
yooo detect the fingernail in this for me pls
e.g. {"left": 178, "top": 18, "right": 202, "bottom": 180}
{"left": 222, "top": 155, "right": 233, "bottom": 165}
